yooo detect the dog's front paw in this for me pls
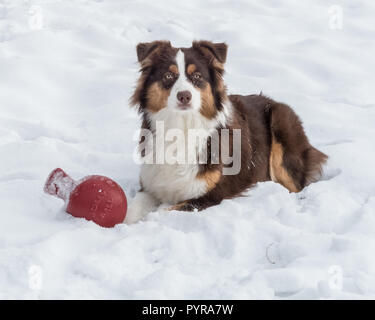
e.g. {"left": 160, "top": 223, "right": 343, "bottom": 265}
{"left": 124, "top": 205, "right": 145, "bottom": 224}
{"left": 123, "top": 191, "right": 159, "bottom": 224}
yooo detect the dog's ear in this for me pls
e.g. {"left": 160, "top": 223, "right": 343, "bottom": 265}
{"left": 136, "top": 41, "right": 171, "bottom": 63}
{"left": 131, "top": 41, "right": 171, "bottom": 109}
{"left": 192, "top": 41, "right": 228, "bottom": 107}
{"left": 192, "top": 41, "right": 228, "bottom": 64}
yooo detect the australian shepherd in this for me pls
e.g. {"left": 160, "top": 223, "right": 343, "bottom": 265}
{"left": 124, "top": 40, "right": 327, "bottom": 224}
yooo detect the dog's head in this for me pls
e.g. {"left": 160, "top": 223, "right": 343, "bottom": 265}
{"left": 131, "top": 41, "right": 228, "bottom": 120}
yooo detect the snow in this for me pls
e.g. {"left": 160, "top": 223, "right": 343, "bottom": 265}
{"left": 1, "top": 0, "right": 375, "bottom": 299}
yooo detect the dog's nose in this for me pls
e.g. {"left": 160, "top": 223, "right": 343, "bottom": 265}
{"left": 177, "top": 91, "right": 192, "bottom": 104}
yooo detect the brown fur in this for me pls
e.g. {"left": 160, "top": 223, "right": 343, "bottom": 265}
{"left": 199, "top": 83, "right": 216, "bottom": 119}
{"left": 146, "top": 82, "right": 169, "bottom": 113}
{"left": 269, "top": 139, "right": 299, "bottom": 192}
{"left": 268, "top": 100, "right": 328, "bottom": 190}
{"left": 196, "top": 169, "right": 222, "bottom": 191}
{"left": 168, "top": 201, "right": 188, "bottom": 211}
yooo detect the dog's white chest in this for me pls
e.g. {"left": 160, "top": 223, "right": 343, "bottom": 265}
{"left": 140, "top": 162, "right": 206, "bottom": 204}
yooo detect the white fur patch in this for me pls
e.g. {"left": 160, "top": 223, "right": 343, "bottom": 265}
{"left": 141, "top": 163, "right": 207, "bottom": 204}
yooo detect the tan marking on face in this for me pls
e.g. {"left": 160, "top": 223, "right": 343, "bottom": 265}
{"left": 146, "top": 82, "right": 170, "bottom": 113}
{"left": 199, "top": 83, "right": 217, "bottom": 119}
{"left": 196, "top": 169, "right": 221, "bottom": 191}
{"left": 269, "top": 139, "right": 300, "bottom": 193}
{"left": 187, "top": 64, "right": 196, "bottom": 75}
{"left": 169, "top": 64, "right": 178, "bottom": 74}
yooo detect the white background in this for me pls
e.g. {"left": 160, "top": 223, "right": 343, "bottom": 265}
{"left": 0, "top": 0, "right": 375, "bottom": 299}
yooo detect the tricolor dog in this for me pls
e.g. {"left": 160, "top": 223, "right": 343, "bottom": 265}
{"left": 124, "top": 40, "right": 327, "bottom": 224}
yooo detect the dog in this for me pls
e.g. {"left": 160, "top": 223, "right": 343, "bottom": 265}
{"left": 124, "top": 40, "right": 328, "bottom": 224}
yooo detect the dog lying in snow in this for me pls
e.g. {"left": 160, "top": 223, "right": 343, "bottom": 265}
{"left": 124, "top": 40, "right": 327, "bottom": 224}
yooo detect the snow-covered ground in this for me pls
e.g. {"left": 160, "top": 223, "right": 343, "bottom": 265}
{"left": 1, "top": 0, "right": 375, "bottom": 299}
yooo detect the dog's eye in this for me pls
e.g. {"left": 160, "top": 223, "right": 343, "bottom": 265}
{"left": 164, "top": 72, "right": 174, "bottom": 80}
{"left": 192, "top": 72, "right": 202, "bottom": 80}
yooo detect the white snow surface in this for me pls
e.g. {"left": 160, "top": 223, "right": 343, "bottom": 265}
{"left": 1, "top": 0, "right": 375, "bottom": 299}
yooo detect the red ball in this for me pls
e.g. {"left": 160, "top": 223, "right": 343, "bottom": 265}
{"left": 44, "top": 168, "right": 127, "bottom": 228}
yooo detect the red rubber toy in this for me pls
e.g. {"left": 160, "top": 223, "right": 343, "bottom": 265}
{"left": 44, "top": 168, "right": 127, "bottom": 228}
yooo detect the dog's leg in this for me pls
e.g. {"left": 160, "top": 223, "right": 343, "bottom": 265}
{"left": 168, "top": 193, "right": 222, "bottom": 212}
{"left": 124, "top": 191, "right": 160, "bottom": 224}
{"left": 269, "top": 102, "right": 328, "bottom": 191}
